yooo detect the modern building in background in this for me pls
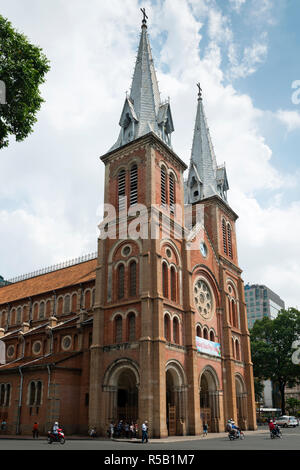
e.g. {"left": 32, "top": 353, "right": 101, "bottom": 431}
{"left": 245, "top": 283, "right": 285, "bottom": 330}
{"left": 245, "top": 283, "right": 285, "bottom": 409}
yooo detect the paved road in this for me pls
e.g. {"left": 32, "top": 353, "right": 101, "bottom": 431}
{"left": 0, "top": 427, "right": 299, "bottom": 451}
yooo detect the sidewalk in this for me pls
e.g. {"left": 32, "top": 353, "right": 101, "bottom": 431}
{"left": 0, "top": 428, "right": 269, "bottom": 442}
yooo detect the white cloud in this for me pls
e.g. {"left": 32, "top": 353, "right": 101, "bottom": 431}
{"left": 275, "top": 109, "right": 300, "bottom": 132}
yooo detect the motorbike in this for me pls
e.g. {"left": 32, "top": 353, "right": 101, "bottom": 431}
{"left": 47, "top": 428, "right": 65, "bottom": 444}
{"left": 228, "top": 429, "right": 245, "bottom": 441}
{"left": 270, "top": 427, "right": 282, "bottom": 439}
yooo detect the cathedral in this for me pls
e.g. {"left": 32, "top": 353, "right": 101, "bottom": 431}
{"left": 0, "top": 14, "right": 257, "bottom": 437}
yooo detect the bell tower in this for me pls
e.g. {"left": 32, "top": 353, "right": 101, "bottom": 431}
{"left": 89, "top": 12, "right": 188, "bottom": 438}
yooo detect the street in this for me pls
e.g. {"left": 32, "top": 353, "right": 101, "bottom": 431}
{"left": 0, "top": 427, "right": 299, "bottom": 451}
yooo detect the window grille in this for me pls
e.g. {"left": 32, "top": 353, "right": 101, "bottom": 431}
{"left": 130, "top": 164, "right": 138, "bottom": 206}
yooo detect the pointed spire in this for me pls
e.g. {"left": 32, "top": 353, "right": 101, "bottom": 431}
{"left": 109, "top": 10, "right": 174, "bottom": 152}
{"left": 186, "top": 84, "right": 229, "bottom": 204}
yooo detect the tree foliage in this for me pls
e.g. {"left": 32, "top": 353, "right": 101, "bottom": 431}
{"left": 0, "top": 15, "right": 50, "bottom": 149}
{"left": 250, "top": 308, "right": 300, "bottom": 414}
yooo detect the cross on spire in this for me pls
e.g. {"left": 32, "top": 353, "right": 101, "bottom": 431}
{"left": 140, "top": 8, "right": 148, "bottom": 27}
{"left": 197, "top": 82, "right": 202, "bottom": 100}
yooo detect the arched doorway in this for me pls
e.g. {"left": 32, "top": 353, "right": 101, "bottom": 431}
{"left": 166, "top": 361, "right": 187, "bottom": 436}
{"left": 235, "top": 375, "right": 248, "bottom": 430}
{"left": 117, "top": 369, "right": 138, "bottom": 423}
{"left": 199, "top": 367, "right": 220, "bottom": 432}
{"left": 103, "top": 359, "right": 139, "bottom": 428}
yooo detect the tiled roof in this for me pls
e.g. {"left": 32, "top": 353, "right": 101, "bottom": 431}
{"left": 0, "top": 259, "right": 97, "bottom": 306}
{"left": 0, "top": 351, "right": 82, "bottom": 372}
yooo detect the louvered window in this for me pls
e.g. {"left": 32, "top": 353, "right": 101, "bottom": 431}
{"left": 169, "top": 173, "right": 175, "bottom": 214}
{"left": 118, "top": 169, "right": 126, "bottom": 212}
{"left": 161, "top": 166, "right": 167, "bottom": 207}
{"left": 222, "top": 219, "right": 227, "bottom": 254}
{"left": 227, "top": 224, "right": 233, "bottom": 258}
{"left": 130, "top": 164, "right": 138, "bottom": 206}
{"left": 129, "top": 261, "right": 137, "bottom": 297}
{"left": 118, "top": 264, "right": 125, "bottom": 299}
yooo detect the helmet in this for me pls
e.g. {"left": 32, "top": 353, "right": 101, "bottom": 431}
{"left": 55, "top": 421, "right": 58, "bottom": 425}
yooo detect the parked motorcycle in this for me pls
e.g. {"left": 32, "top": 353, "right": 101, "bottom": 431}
{"left": 228, "top": 430, "right": 245, "bottom": 441}
{"left": 47, "top": 428, "right": 65, "bottom": 444}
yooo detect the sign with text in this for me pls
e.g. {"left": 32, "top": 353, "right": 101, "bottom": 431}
{"left": 196, "top": 336, "right": 221, "bottom": 358}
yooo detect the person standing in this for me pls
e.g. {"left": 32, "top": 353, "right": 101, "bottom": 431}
{"left": 32, "top": 422, "right": 39, "bottom": 439}
{"left": 203, "top": 423, "right": 208, "bottom": 437}
{"left": 141, "top": 421, "right": 148, "bottom": 443}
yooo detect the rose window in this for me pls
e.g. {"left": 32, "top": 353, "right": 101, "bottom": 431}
{"left": 194, "top": 279, "right": 214, "bottom": 320}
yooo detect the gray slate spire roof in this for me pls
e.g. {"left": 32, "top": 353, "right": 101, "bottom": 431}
{"left": 185, "top": 85, "right": 229, "bottom": 204}
{"left": 110, "top": 16, "right": 174, "bottom": 152}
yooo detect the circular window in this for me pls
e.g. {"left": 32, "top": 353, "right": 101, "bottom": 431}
{"left": 121, "top": 245, "right": 132, "bottom": 258}
{"left": 32, "top": 341, "right": 42, "bottom": 355}
{"left": 200, "top": 242, "right": 208, "bottom": 257}
{"left": 62, "top": 336, "right": 72, "bottom": 351}
{"left": 194, "top": 279, "right": 214, "bottom": 320}
{"left": 7, "top": 345, "right": 15, "bottom": 358}
{"left": 166, "top": 248, "right": 172, "bottom": 259}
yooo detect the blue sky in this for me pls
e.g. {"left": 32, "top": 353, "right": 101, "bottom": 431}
{"left": 0, "top": 0, "right": 299, "bottom": 307}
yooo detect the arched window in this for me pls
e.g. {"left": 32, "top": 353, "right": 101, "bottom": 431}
{"left": 169, "top": 172, "right": 175, "bottom": 214}
{"left": 232, "top": 338, "right": 235, "bottom": 358}
{"left": 210, "top": 330, "right": 215, "bottom": 342}
{"left": 117, "top": 264, "right": 125, "bottom": 299}
{"left": 231, "top": 300, "right": 238, "bottom": 328}
{"left": 57, "top": 297, "right": 63, "bottom": 315}
{"left": 227, "top": 224, "right": 233, "bottom": 258}
{"left": 72, "top": 293, "right": 77, "bottom": 312}
{"left": 196, "top": 325, "right": 202, "bottom": 338}
{"left": 170, "top": 266, "right": 176, "bottom": 302}
{"left": 36, "top": 381, "right": 42, "bottom": 406}
{"left": 161, "top": 166, "right": 167, "bottom": 206}
{"left": 39, "top": 302, "right": 45, "bottom": 320}
{"left": 222, "top": 219, "right": 227, "bottom": 254}
{"left": 127, "top": 313, "right": 136, "bottom": 342}
{"left": 115, "top": 316, "right": 123, "bottom": 343}
{"left": 236, "top": 340, "right": 240, "bottom": 361}
{"left": 162, "top": 263, "right": 168, "bottom": 298}
{"left": 203, "top": 327, "right": 208, "bottom": 340}
{"left": 29, "top": 382, "right": 36, "bottom": 406}
{"left": 84, "top": 290, "right": 91, "bottom": 310}
{"left": 130, "top": 164, "right": 138, "bottom": 206}
{"left": 173, "top": 317, "right": 179, "bottom": 344}
{"left": 118, "top": 169, "right": 126, "bottom": 212}
{"left": 63, "top": 295, "right": 71, "bottom": 314}
{"left": 0, "top": 384, "right": 5, "bottom": 406}
{"left": 129, "top": 261, "right": 137, "bottom": 297}
{"left": 164, "top": 315, "right": 171, "bottom": 342}
{"left": 46, "top": 300, "right": 51, "bottom": 317}
{"left": 16, "top": 307, "right": 22, "bottom": 325}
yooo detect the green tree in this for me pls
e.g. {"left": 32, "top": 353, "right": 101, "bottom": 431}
{"left": 250, "top": 308, "right": 300, "bottom": 415}
{"left": 286, "top": 397, "right": 300, "bottom": 416}
{"left": 0, "top": 15, "right": 50, "bottom": 149}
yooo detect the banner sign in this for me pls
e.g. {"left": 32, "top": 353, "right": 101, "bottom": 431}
{"left": 196, "top": 336, "right": 221, "bottom": 358}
